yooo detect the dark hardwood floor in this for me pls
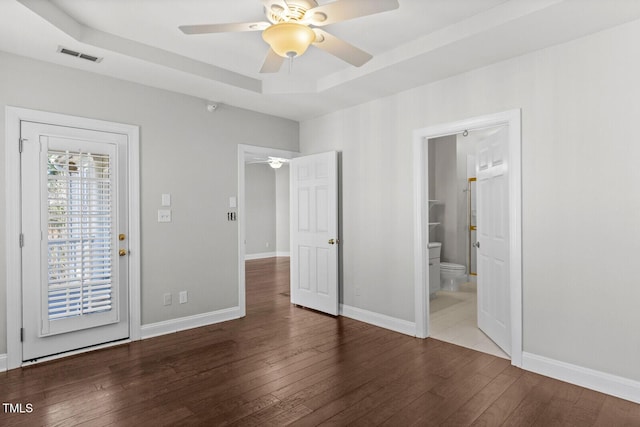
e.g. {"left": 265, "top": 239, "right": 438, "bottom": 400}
{"left": 2, "top": 257, "right": 639, "bottom": 426}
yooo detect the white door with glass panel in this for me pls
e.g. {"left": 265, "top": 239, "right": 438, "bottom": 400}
{"left": 290, "top": 152, "right": 339, "bottom": 315}
{"left": 476, "top": 127, "right": 511, "bottom": 356}
{"left": 21, "top": 122, "right": 129, "bottom": 361}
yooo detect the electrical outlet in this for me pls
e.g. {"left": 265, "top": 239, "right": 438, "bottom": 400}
{"left": 356, "top": 287, "right": 361, "bottom": 296}
{"left": 179, "top": 291, "right": 188, "bottom": 304}
{"left": 266, "top": 242, "right": 270, "bottom": 248}
{"left": 158, "top": 209, "right": 171, "bottom": 223}
{"left": 163, "top": 293, "right": 172, "bottom": 306}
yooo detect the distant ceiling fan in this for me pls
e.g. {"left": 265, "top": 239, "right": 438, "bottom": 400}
{"left": 248, "top": 156, "right": 290, "bottom": 168}
{"left": 179, "top": 0, "right": 399, "bottom": 73}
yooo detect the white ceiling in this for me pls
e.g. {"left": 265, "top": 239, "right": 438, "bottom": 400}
{"left": 2, "top": 0, "right": 640, "bottom": 121}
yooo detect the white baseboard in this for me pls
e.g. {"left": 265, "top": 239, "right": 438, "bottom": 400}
{"left": 245, "top": 252, "right": 277, "bottom": 260}
{"left": 275, "top": 251, "right": 290, "bottom": 257}
{"left": 339, "top": 304, "right": 416, "bottom": 337}
{"left": 0, "top": 353, "right": 7, "bottom": 372}
{"left": 522, "top": 352, "right": 640, "bottom": 404}
{"left": 141, "top": 306, "right": 242, "bottom": 340}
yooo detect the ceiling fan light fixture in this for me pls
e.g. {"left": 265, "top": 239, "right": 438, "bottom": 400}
{"left": 268, "top": 159, "right": 283, "bottom": 169}
{"left": 262, "top": 22, "right": 316, "bottom": 58}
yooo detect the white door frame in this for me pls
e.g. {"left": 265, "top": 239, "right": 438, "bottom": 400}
{"left": 5, "top": 106, "right": 141, "bottom": 370}
{"left": 412, "top": 109, "right": 522, "bottom": 367}
{"left": 237, "top": 144, "right": 298, "bottom": 317}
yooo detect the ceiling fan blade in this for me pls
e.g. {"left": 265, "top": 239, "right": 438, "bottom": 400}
{"left": 179, "top": 22, "right": 270, "bottom": 35}
{"left": 260, "top": 48, "right": 285, "bottom": 73}
{"left": 304, "top": 0, "right": 399, "bottom": 26}
{"left": 312, "top": 29, "right": 372, "bottom": 67}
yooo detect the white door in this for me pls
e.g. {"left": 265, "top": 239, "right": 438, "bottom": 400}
{"left": 290, "top": 151, "right": 339, "bottom": 315}
{"left": 476, "top": 127, "right": 511, "bottom": 356}
{"left": 21, "top": 121, "right": 129, "bottom": 361}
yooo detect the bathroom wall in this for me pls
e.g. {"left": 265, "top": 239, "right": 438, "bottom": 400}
{"left": 455, "top": 133, "right": 478, "bottom": 268}
{"left": 428, "top": 141, "right": 436, "bottom": 202}
{"left": 466, "top": 155, "right": 477, "bottom": 275}
{"left": 432, "top": 135, "right": 458, "bottom": 263}
{"left": 427, "top": 138, "right": 436, "bottom": 243}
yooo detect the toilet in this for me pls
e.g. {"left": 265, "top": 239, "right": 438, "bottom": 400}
{"left": 440, "top": 262, "right": 466, "bottom": 291}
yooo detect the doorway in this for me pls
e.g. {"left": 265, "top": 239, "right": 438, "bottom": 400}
{"left": 5, "top": 107, "right": 141, "bottom": 370}
{"left": 238, "top": 146, "right": 341, "bottom": 318}
{"left": 237, "top": 144, "right": 298, "bottom": 317}
{"left": 427, "top": 127, "right": 509, "bottom": 359}
{"left": 413, "top": 109, "right": 523, "bottom": 367}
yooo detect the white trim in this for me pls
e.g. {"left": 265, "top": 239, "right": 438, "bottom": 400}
{"left": 340, "top": 304, "right": 416, "bottom": 337}
{"left": 522, "top": 352, "right": 640, "bottom": 404}
{"left": 244, "top": 252, "right": 290, "bottom": 260}
{"left": 412, "top": 109, "right": 523, "bottom": 367}
{"left": 245, "top": 251, "right": 277, "bottom": 260}
{"left": 237, "top": 144, "right": 299, "bottom": 319}
{"left": 140, "top": 307, "right": 242, "bottom": 339}
{"left": 5, "top": 106, "right": 141, "bottom": 370}
{"left": 128, "top": 126, "right": 142, "bottom": 341}
{"left": 5, "top": 108, "right": 22, "bottom": 371}
{"left": 0, "top": 354, "right": 7, "bottom": 372}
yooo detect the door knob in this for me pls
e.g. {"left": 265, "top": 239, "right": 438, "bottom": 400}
{"left": 119, "top": 233, "right": 126, "bottom": 241}
{"left": 119, "top": 249, "right": 128, "bottom": 257}
{"left": 328, "top": 239, "right": 339, "bottom": 245}
{"left": 473, "top": 241, "right": 480, "bottom": 248}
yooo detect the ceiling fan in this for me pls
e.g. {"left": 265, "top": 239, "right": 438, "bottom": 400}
{"left": 248, "top": 156, "right": 290, "bottom": 168}
{"left": 179, "top": 0, "right": 400, "bottom": 73}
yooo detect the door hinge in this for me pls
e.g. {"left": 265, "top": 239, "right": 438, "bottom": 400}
{"left": 20, "top": 328, "right": 24, "bottom": 342}
{"left": 19, "top": 138, "right": 27, "bottom": 153}
{"left": 19, "top": 233, "right": 24, "bottom": 248}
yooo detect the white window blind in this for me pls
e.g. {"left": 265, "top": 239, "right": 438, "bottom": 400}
{"left": 47, "top": 149, "right": 114, "bottom": 321}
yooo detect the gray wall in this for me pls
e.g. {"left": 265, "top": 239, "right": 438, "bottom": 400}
{"left": 432, "top": 136, "right": 458, "bottom": 263}
{"left": 0, "top": 51, "right": 299, "bottom": 352}
{"left": 456, "top": 132, "right": 479, "bottom": 268}
{"left": 245, "top": 163, "right": 276, "bottom": 255}
{"left": 300, "top": 19, "right": 640, "bottom": 382}
{"left": 275, "top": 165, "right": 290, "bottom": 254}
{"left": 244, "top": 163, "right": 289, "bottom": 257}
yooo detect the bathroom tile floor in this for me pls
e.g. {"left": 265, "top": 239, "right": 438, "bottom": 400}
{"left": 429, "top": 281, "right": 509, "bottom": 359}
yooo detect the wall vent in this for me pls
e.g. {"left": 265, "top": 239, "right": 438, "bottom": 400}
{"left": 58, "top": 46, "right": 103, "bottom": 63}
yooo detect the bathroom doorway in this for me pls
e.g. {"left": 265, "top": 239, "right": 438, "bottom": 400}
{"left": 427, "top": 128, "right": 507, "bottom": 359}
{"left": 412, "top": 110, "right": 523, "bottom": 367}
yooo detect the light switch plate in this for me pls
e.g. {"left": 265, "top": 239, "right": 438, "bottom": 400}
{"left": 161, "top": 193, "right": 171, "bottom": 206}
{"left": 229, "top": 196, "right": 237, "bottom": 208}
{"left": 158, "top": 209, "right": 172, "bottom": 223}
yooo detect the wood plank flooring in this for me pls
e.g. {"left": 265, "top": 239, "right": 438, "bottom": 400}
{"left": 1, "top": 257, "right": 639, "bottom": 426}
